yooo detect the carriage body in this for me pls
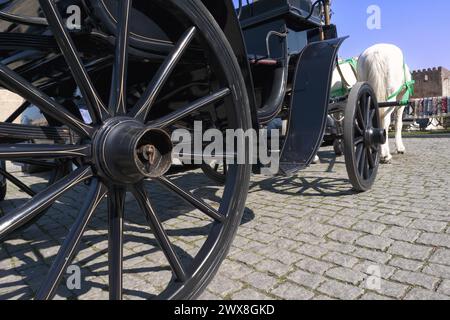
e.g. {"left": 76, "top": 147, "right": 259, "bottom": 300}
{"left": 0, "top": 0, "right": 345, "bottom": 174}
{"left": 0, "top": 0, "right": 383, "bottom": 300}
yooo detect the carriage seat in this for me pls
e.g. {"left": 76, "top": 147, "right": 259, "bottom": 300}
{"left": 239, "top": 0, "right": 322, "bottom": 31}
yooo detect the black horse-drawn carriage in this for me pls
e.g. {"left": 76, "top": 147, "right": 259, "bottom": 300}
{"left": 0, "top": 0, "right": 385, "bottom": 299}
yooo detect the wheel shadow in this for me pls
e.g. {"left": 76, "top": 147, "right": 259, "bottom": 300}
{"left": 0, "top": 170, "right": 255, "bottom": 300}
{"left": 251, "top": 175, "right": 356, "bottom": 198}
{"left": 317, "top": 150, "right": 345, "bottom": 173}
{"left": 250, "top": 150, "right": 358, "bottom": 197}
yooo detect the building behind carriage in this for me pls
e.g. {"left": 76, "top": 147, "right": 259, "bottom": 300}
{"left": 411, "top": 66, "right": 450, "bottom": 129}
{"left": 412, "top": 66, "right": 450, "bottom": 98}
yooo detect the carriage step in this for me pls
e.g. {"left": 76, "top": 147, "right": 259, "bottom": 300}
{"left": 249, "top": 58, "right": 279, "bottom": 66}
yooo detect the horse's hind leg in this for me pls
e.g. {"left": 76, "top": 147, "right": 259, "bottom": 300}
{"left": 380, "top": 107, "right": 394, "bottom": 163}
{"left": 395, "top": 106, "right": 406, "bottom": 154}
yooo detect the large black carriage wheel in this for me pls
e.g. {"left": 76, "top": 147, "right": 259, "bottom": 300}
{"left": 0, "top": 161, "right": 6, "bottom": 201}
{"left": 0, "top": 0, "right": 252, "bottom": 300}
{"left": 201, "top": 161, "right": 227, "bottom": 185}
{"left": 343, "top": 82, "right": 385, "bottom": 192}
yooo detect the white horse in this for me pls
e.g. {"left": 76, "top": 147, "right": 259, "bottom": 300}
{"left": 357, "top": 44, "right": 413, "bottom": 163}
{"left": 316, "top": 45, "right": 412, "bottom": 165}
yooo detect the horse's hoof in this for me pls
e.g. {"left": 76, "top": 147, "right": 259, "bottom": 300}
{"left": 381, "top": 158, "right": 392, "bottom": 164}
{"left": 397, "top": 151, "right": 405, "bottom": 155}
{"left": 312, "top": 155, "right": 320, "bottom": 164}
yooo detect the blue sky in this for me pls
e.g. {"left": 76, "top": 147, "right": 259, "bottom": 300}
{"left": 332, "top": 0, "right": 450, "bottom": 70}
{"left": 232, "top": 0, "right": 450, "bottom": 71}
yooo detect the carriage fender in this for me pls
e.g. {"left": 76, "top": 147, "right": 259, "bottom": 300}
{"left": 201, "top": 0, "right": 259, "bottom": 130}
{"left": 279, "top": 37, "right": 347, "bottom": 175}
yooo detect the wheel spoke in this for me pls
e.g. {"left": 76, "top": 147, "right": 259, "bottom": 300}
{"left": 149, "top": 88, "right": 230, "bottom": 129}
{"left": 367, "top": 147, "right": 375, "bottom": 169}
{"left": 0, "top": 166, "right": 35, "bottom": 197}
{"left": 0, "top": 166, "right": 92, "bottom": 240}
{"left": 363, "top": 153, "right": 370, "bottom": 179}
{"left": 108, "top": 186, "right": 126, "bottom": 300}
{"left": 0, "top": 122, "right": 73, "bottom": 142}
{"left": 354, "top": 119, "right": 363, "bottom": 136}
{"left": 109, "top": 0, "right": 132, "bottom": 115}
{"left": 35, "top": 179, "right": 107, "bottom": 300}
{"left": 39, "top": 0, "right": 109, "bottom": 123}
{"left": 359, "top": 147, "right": 367, "bottom": 177}
{"left": 0, "top": 144, "right": 90, "bottom": 160}
{"left": 14, "top": 160, "right": 58, "bottom": 169}
{"left": 130, "top": 27, "right": 197, "bottom": 122}
{"left": 365, "top": 96, "right": 372, "bottom": 128}
{"left": 354, "top": 137, "right": 364, "bottom": 147}
{"left": 156, "top": 176, "right": 225, "bottom": 223}
{"left": 369, "top": 109, "right": 376, "bottom": 126}
{"left": 0, "top": 63, "right": 92, "bottom": 137}
{"left": 131, "top": 183, "right": 187, "bottom": 282}
{"left": 356, "top": 104, "right": 366, "bottom": 130}
{"left": 5, "top": 101, "right": 29, "bottom": 124}
{"left": 355, "top": 144, "right": 364, "bottom": 167}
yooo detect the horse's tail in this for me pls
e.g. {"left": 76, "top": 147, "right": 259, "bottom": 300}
{"left": 357, "top": 50, "right": 390, "bottom": 102}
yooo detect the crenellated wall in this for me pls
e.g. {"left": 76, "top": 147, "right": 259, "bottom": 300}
{"left": 412, "top": 66, "right": 450, "bottom": 98}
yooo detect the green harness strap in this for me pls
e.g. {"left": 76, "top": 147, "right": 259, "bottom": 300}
{"left": 331, "top": 58, "right": 358, "bottom": 98}
{"left": 387, "top": 63, "right": 415, "bottom": 106}
{"left": 339, "top": 58, "right": 358, "bottom": 72}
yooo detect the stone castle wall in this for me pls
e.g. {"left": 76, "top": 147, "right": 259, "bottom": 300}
{"left": 412, "top": 67, "right": 450, "bottom": 98}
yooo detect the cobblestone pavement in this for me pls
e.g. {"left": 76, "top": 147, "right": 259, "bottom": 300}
{"left": 1, "top": 136, "right": 449, "bottom": 300}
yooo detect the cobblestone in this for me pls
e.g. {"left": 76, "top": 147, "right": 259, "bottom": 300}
{"left": 322, "top": 252, "right": 359, "bottom": 268}
{"left": 388, "top": 242, "right": 433, "bottom": 260}
{"left": 417, "top": 233, "right": 450, "bottom": 249}
{"left": 271, "top": 282, "right": 314, "bottom": 300}
{"left": 381, "top": 226, "right": 420, "bottom": 242}
{"left": 404, "top": 288, "right": 449, "bottom": 300}
{"left": 1, "top": 137, "right": 450, "bottom": 300}
{"left": 352, "top": 221, "right": 387, "bottom": 235}
{"left": 287, "top": 270, "right": 326, "bottom": 290}
{"left": 388, "top": 257, "right": 423, "bottom": 272}
{"left": 325, "top": 267, "right": 366, "bottom": 285}
{"left": 430, "top": 249, "right": 450, "bottom": 266}
{"left": 317, "top": 280, "right": 364, "bottom": 300}
{"left": 328, "top": 229, "right": 363, "bottom": 244}
{"left": 355, "top": 235, "right": 393, "bottom": 251}
{"left": 410, "top": 219, "right": 448, "bottom": 233}
{"left": 390, "top": 270, "right": 439, "bottom": 290}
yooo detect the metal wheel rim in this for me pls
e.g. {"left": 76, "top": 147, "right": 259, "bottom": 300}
{"left": 0, "top": 0, "right": 251, "bottom": 300}
{"left": 344, "top": 83, "right": 381, "bottom": 191}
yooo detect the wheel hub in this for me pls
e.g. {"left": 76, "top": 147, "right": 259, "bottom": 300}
{"left": 93, "top": 117, "right": 173, "bottom": 184}
{"left": 365, "top": 128, "right": 387, "bottom": 147}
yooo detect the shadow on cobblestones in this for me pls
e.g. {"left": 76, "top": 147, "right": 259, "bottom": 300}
{"left": 0, "top": 171, "right": 255, "bottom": 300}
{"left": 252, "top": 175, "right": 356, "bottom": 197}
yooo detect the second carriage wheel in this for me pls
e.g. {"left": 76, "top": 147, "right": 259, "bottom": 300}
{"left": 343, "top": 82, "right": 385, "bottom": 192}
{"left": 0, "top": 0, "right": 252, "bottom": 300}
